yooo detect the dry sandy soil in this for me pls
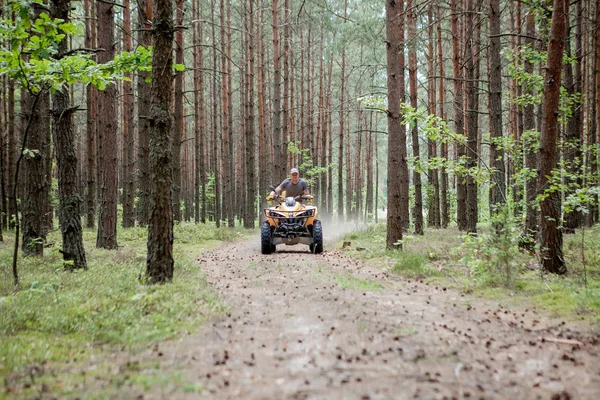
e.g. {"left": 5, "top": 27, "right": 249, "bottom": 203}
{"left": 7, "top": 234, "right": 600, "bottom": 399}
{"left": 117, "top": 236, "right": 599, "bottom": 400}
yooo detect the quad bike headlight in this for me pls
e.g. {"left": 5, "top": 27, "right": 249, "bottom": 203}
{"left": 268, "top": 210, "right": 280, "bottom": 217}
{"left": 297, "top": 209, "right": 314, "bottom": 217}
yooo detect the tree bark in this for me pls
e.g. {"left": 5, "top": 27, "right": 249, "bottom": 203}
{"left": 437, "top": 6, "right": 450, "bottom": 228}
{"left": 50, "top": 0, "right": 87, "bottom": 270}
{"left": 451, "top": 0, "right": 467, "bottom": 231}
{"left": 96, "top": 0, "right": 118, "bottom": 249}
{"left": 538, "top": 0, "right": 567, "bottom": 274}
{"left": 172, "top": 0, "right": 184, "bottom": 222}
{"left": 385, "top": 0, "right": 407, "bottom": 249}
{"left": 244, "top": 0, "right": 256, "bottom": 229}
{"left": 563, "top": 2, "right": 583, "bottom": 233}
{"left": 523, "top": 9, "right": 538, "bottom": 249}
{"left": 122, "top": 0, "right": 136, "bottom": 228}
{"left": 193, "top": 0, "right": 206, "bottom": 224}
{"left": 137, "top": 0, "right": 153, "bottom": 226}
{"left": 85, "top": 0, "right": 97, "bottom": 229}
{"left": 338, "top": 0, "right": 347, "bottom": 221}
{"left": 272, "top": 0, "right": 283, "bottom": 182}
{"left": 427, "top": 6, "right": 440, "bottom": 229}
{"left": 146, "top": 0, "right": 175, "bottom": 284}
{"left": 21, "top": 87, "right": 50, "bottom": 255}
{"left": 408, "top": 0, "right": 423, "bottom": 235}
{"left": 464, "top": 0, "right": 478, "bottom": 234}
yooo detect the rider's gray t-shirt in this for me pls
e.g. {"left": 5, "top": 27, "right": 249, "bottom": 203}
{"left": 278, "top": 178, "right": 308, "bottom": 198}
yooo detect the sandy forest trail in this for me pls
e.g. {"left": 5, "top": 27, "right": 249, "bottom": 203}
{"left": 118, "top": 236, "right": 600, "bottom": 400}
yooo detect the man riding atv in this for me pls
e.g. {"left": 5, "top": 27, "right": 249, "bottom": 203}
{"left": 262, "top": 168, "right": 323, "bottom": 254}
{"left": 269, "top": 168, "right": 310, "bottom": 200}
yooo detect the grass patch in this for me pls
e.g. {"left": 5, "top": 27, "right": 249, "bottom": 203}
{"left": 336, "top": 275, "right": 381, "bottom": 291}
{"left": 342, "top": 223, "right": 600, "bottom": 324}
{"left": 0, "top": 222, "right": 252, "bottom": 379}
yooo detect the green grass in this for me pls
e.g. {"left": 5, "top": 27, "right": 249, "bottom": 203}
{"left": 342, "top": 223, "right": 600, "bottom": 325}
{"left": 0, "top": 222, "right": 252, "bottom": 380}
{"left": 336, "top": 275, "right": 381, "bottom": 291}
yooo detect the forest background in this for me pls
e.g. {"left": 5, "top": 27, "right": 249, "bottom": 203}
{"left": 0, "top": 0, "right": 600, "bottom": 393}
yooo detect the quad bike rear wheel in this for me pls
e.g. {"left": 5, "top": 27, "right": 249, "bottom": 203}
{"left": 310, "top": 220, "right": 323, "bottom": 254}
{"left": 261, "top": 221, "right": 273, "bottom": 254}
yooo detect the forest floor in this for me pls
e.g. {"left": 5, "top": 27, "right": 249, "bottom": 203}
{"left": 3, "top": 226, "right": 600, "bottom": 399}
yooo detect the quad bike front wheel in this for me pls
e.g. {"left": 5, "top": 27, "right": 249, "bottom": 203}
{"left": 310, "top": 220, "right": 324, "bottom": 254}
{"left": 261, "top": 221, "right": 274, "bottom": 254}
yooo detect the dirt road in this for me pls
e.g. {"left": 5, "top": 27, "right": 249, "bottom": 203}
{"left": 137, "top": 238, "right": 600, "bottom": 400}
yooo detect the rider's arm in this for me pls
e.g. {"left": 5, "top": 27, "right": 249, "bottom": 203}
{"left": 270, "top": 182, "right": 285, "bottom": 198}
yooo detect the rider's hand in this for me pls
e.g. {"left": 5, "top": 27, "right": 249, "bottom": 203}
{"left": 269, "top": 191, "right": 276, "bottom": 199}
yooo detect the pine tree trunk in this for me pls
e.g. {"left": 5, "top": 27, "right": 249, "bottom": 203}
{"left": 96, "top": 0, "right": 119, "bottom": 249}
{"left": 137, "top": 0, "right": 153, "bottom": 226}
{"left": 408, "top": 0, "right": 423, "bottom": 235}
{"left": 385, "top": 0, "right": 407, "bottom": 249}
{"left": 451, "top": 0, "right": 467, "bottom": 231}
{"left": 326, "top": 57, "right": 334, "bottom": 217}
{"left": 523, "top": 10, "right": 538, "bottom": 249}
{"left": 85, "top": 0, "right": 96, "bottom": 228}
{"left": 464, "top": 0, "right": 478, "bottom": 234}
{"left": 437, "top": 6, "right": 450, "bottom": 228}
{"left": 488, "top": 0, "right": 505, "bottom": 221}
{"left": 21, "top": 45, "right": 50, "bottom": 255}
{"left": 539, "top": 0, "right": 567, "bottom": 275}
{"left": 220, "top": 0, "right": 230, "bottom": 226}
{"left": 244, "top": 0, "right": 256, "bottom": 229}
{"left": 338, "top": 0, "right": 348, "bottom": 221}
{"left": 50, "top": 0, "right": 87, "bottom": 269}
{"left": 427, "top": 6, "right": 440, "bottom": 229}
{"left": 146, "top": 0, "right": 175, "bottom": 284}
{"left": 564, "top": 1, "right": 584, "bottom": 232}
{"left": 257, "top": 0, "right": 268, "bottom": 224}
{"left": 272, "top": 0, "right": 283, "bottom": 182}
{"left": 193, "top": 0, "right": 206, "bottom": 224}
{"left": 592, "top": 0, "right": 600, "bottom": 224}
{"left": 122, "top": 0, "right": 136, "bottom": 228}
{"left": 7, "top": 78, "right": 16, "bottom": 230}
{"left": 172, "top": 0, "right": 184, "bottom": 222}
{"left": 211, "top": 0, "right": 221, "bottom": 226}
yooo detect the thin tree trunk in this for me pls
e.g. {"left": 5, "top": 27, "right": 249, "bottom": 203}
{"left": 408, "top": 0, "right": 423, "bottom": 234}
{"left": 451, "top": 0, "right": 467, "bottom": 231}
{"left": 50, "top": 0, "right": 87, "bottom": 269}
{"left": 464, "top": 0, "right": 478, "bottom": 234}
{"left": 21, "top": 63, "right": 50, "bottom": 255}
{"left": 523, "top": 9, "right": 538, "bottom": 249}
{"left": 427, "top": 6, "right": 440, "bottom": 229}
{"left": 193, "top": 0, "right": 206, "bottom": 224}
{"left": 272, "top": 0, "right": 283, "bottom": 182}
{"left": 244, "top": 0, "right": 256, "bottom": 229}
{"left": 257, "top": 0, "right": 268, "bottom": 223}
{"left": 96, "top": 0, "right": 119, "bottom": 249}
{"left": 211, "top": 0, "right": 221, "bottom": 226}
{"left": 564, "top": 1, "right": 583, "bottom": 232}
{"left": 437, "top": 6, "right": 450, "bottom": 228}
{"left": 137, "top": 0, "right": 153, "bottom": 226}
{"left": 85, "top": 0, "right": 96, "bottom": 228}
{"left": 592, "top": 0, "right": 600, "bottom": 224}
{"left": 338, "top": 0, "right": 347, "bottom": 221}
{"left": 385, "top": 0, "right": 407, "bottom": 249}
{"left": 488, "top": 0, "right": 505, "bottom": 221}
{"left": 146, "top": 0, "right": 175, "bottom": 284}
{"left": 172, "top": 0, "right": 184, "bottom": 222}
{"left": 539, "top": 0, "right": 567, "bottom": 275}
{"left": 122, "top": 0, "right": 135, "bottom": 228}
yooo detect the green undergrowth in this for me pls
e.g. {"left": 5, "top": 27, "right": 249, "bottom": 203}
{"left": 342, "top": 223, "right": 600, "bottom": 325}
{"left": 0, "top": 222, "right": 250, "bottom": 380}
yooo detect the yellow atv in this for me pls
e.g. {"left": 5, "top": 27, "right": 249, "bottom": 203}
{"left": 261, "top": 186, "right": 323, "bottom": 254}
